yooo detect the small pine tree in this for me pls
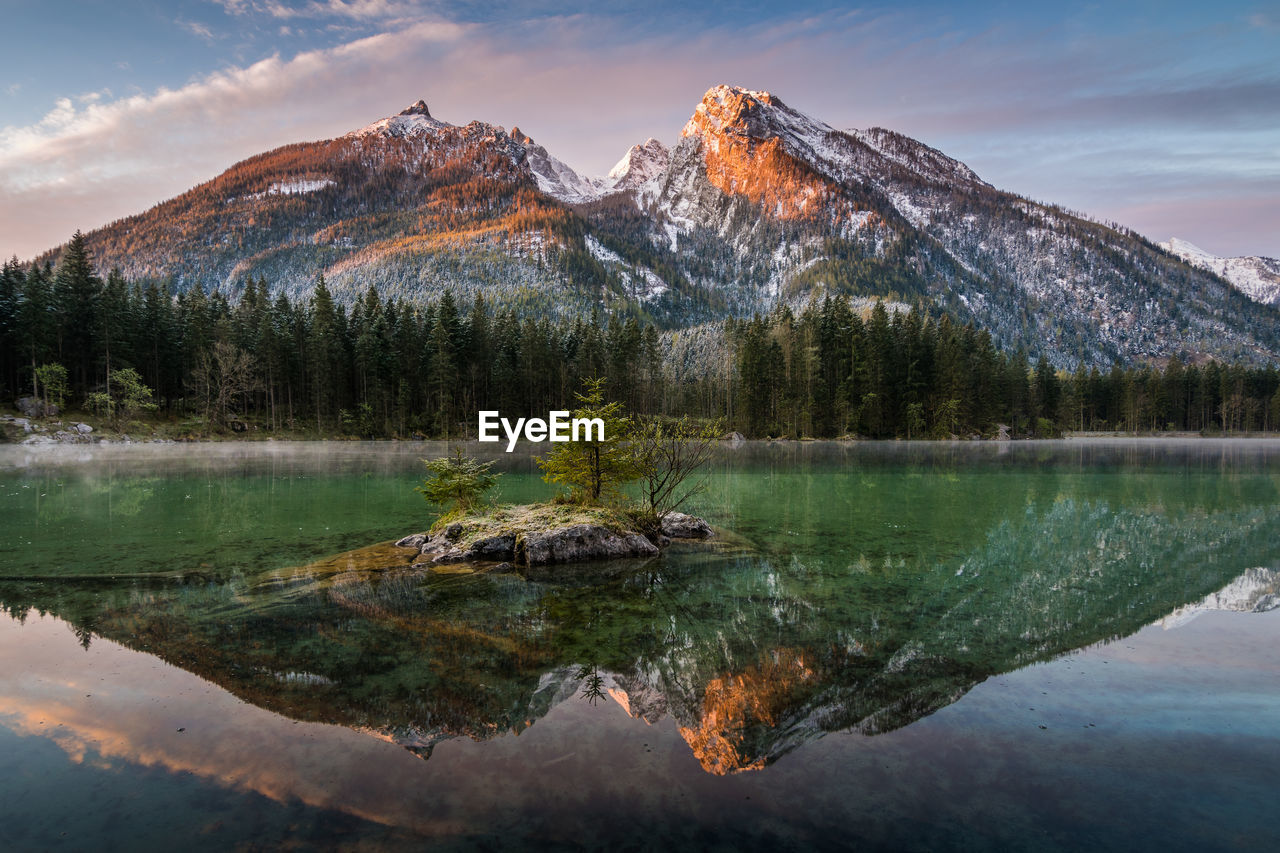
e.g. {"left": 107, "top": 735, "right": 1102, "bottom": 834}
{"left": 416, "top": 449, "right": 500, "bottom": 516}
{"left": 538, "top": 377, "right": 637, "bottom": 505}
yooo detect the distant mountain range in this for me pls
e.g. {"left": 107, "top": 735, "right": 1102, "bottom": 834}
{"left": 45, "top": 85, "right": 1280, "bottom": 367}
{"left": 1158, "top": 237, "right": 1280, "bottom": 307}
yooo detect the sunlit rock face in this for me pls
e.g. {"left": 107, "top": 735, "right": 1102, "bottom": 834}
{"left": 680, "top": 88, "right": 841, "bottom": 222}
{"left": 676, "top": 647, "right": 816, "bottom": 775}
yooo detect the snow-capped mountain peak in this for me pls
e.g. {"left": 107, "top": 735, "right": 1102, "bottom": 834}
{"left": 847, "top": 126, "right": 988, "bottom": 188}
{"left": 1159, "top": 237, "right": 1280, "bottom": 306}
{"left": 605, "top": 137, "right": 670, "bottom": 193}
{"left": 343, "top": 102, "right": 601, "bottom": 204}
{"left": 399, "top": 99, "right": 432, "bottom": 117}
{"left": 346, "top": 98, "right": 452, "bottom": 138}
{"left": 682, "top": 85, "right": 839, "bottom": 164}
{"left": 1161, "top": 237, "right": 1215, "bottom": 264}
{"left": 512, "top": 126, "right": 602, "bottom": 204}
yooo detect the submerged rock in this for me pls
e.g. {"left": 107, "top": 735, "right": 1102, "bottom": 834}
{"left": 661, "top": 512, "right": 714, "bottom": 539}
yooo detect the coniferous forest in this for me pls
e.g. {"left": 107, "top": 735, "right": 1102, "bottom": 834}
{"left": 3, "top": 232, "right": 1279, "bottom": 440}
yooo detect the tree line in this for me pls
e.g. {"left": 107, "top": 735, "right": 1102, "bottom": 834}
{"left": 2, "top": 232, "right": 1278, "bottom": 439}
{"left": 727, "top": 299, "right": 1280, "bottom": 437}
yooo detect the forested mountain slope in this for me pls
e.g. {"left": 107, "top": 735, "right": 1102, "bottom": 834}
{"left": 35, "top": 87, "right": 1280, "bottom": 368}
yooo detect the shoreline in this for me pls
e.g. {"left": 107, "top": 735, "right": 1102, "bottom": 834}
{"left": 8, "top": 435, "right": 1280, "bottom": 475}
{"left": 8, "top": 414, "right": 1280, "bottom": 449}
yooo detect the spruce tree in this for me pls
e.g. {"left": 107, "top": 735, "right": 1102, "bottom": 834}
{"left": 538, "top": 378, "right": 638, "bottom": 505}
{"left": 53, "top": 231, "right": 102, "bottom": 394}
{"left": 308, "top": 275, "right": 341, "bottom": 431}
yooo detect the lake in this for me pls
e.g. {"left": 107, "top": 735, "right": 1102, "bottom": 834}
{"left": 1, "top": 439, "right": 1278, "bottom": 851}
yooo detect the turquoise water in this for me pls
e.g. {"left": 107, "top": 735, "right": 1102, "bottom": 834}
{"left": 1, "top": 440, "right": 1278, "bottom": 850}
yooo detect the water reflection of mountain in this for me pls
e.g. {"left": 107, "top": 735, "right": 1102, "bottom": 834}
{"left": 2, "top": 498, "right": 1277, "bottom": 775}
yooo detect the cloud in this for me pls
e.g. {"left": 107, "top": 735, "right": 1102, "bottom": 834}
{"left": 0, "top": 18, "right": 469, "bottom": 258}
{"left": 208, "top": 0, "right": 251, "bottom": 13}
{"left": 213, "top": 0, "right": 426, "bottom": 20}
{"left": 2, "top": 6, "right": 1277, "bottom": 260}
{"left": 1247, "top": 12, "right": 1278, "bottom": 30}
{"left": 178, "top": 19, "right": 217, "bottom": 41}
{"left": 0, "top": 21, "right": 463, "bottom": 189}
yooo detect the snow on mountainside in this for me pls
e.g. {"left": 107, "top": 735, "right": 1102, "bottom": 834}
{"left": 1158, "top": 238, "right": 1280, "bottom": 307}
{"left": 604, "top": 138, "right": 670, "bottom": 195}
{"left": 1159, "top": 567, "right": 1280, "bottom": 629}
{"left": 347, "top": 99, "right": 602, "bottom": 203}
{"left": 511, "top": 126, "right": 604, "bottom": 204}
{"left": 43, "top": 86, "right": 1280, "bottom": 368}
{"left": 344, "top": 98, "right": 451, "bottom": 138}
{"left": 585, "top": 85, "right": 1280, "bottom": 365}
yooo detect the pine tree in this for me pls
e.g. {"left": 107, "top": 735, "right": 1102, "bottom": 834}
{"left": 17, "top": 263, "right": 56, "bottom": 401}
{"left": 0, "top": 259, "right": 25, "bottom": 397}
{"left": 308, "top": 275, "right": 341, "bottom": 431}
{"left": 429, "top": 292, "right": 461, "bottom": 437}
{"left": 538, "top": 378, "right": 638, "bottom": 504}
{"left": 52, "top": 231, "right": 102, "bottom": 394}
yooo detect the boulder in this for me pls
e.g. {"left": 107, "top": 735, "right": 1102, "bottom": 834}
{"left": 518, "top": 524, "right": 658, "bottom": 566}
{"left": 74, "top": 422, "right": 93, "bottom": 434}
{"left": 661, "top": 512, "right": 714, "bottom": 539}
{"left": 395, "top": 533, "right": 428, "bottom": 549}
{"left": 468, "top": 533, "right": 516, "bottom": 561}
{"left": 17, "top": 397, "right": 57, "bottom": 418}
{"left": 996, "top": 424, "right": 1012, "bottom": 441}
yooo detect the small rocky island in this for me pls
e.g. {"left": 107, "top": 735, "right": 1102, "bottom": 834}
{"left": 395, "top": 504, "right": 714, "bottom": 568}
{"left": 395, "top": 383, "right": 724, "bottom": 571}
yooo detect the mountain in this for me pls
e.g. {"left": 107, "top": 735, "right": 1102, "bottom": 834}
{"left": 46, "top": 86, "right": 1280, "bottom": 367}
{"left": 1158, "top": 237, "right": 1280, "bottom": 307}
{"left": 603, "top": 137, "right": 670, "bottom": 194}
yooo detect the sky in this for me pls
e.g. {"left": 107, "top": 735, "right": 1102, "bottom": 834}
{"left": 1, "top": 0, "right": 1278, "bottom": 261}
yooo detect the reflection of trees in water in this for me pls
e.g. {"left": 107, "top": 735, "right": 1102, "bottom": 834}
{"left": 2, "top": 495, "right": 1277, "bottom": 775}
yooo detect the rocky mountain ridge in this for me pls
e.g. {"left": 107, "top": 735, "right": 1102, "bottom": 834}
{"left": 40, "top": 86, "right": 1280, "bottom": 367}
